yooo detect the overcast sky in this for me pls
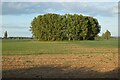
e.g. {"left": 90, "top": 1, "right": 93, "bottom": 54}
{"left": 0, "top": 1, "right": 119, "bottom": 37}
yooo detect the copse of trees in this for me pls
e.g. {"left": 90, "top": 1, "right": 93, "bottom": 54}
{"left": 30, "top": 13, "right": 101, "bottom": 41}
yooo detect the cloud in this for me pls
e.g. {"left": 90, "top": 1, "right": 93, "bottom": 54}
{"left": 1, "top": 0, "right": 119, "bottom": 2}
{"left": 2, "top": 2, "right": 118, "bottom": 17}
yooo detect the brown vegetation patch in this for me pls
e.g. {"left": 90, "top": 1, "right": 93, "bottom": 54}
{"left": 64, "top": 45, "right": 118, "bottom": 53}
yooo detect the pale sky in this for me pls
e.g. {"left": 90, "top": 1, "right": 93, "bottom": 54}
{"left": 0, "top": 1, "right": 119, "bottom": 37}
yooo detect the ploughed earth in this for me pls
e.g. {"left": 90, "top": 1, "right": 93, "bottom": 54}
{"left": 2, "top": 53, "right": 118, "bottom": 78}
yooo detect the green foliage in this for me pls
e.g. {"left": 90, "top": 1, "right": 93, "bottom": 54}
{"left": 95, "top": 35, "right": 101, "bottom": 40}
{"left": 102, "top": 30, "right": 111, "bottom": 40}
{"left": 30, "top": 13, "right": 101, "bottom": 41}
{"left": 4, "top": 31, "right": 8, "bottom": 39}
{"left": 102, "top": 33, "right": 105, "bottom": 39}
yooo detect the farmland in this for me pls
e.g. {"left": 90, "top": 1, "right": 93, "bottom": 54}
{"left": 2, "top": 39, "right": 118, "bottom": 55}
{"left": 2, "top": 39, "right": 119, "bottom": 78}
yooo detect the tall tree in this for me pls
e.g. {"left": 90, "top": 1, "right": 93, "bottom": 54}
{"left": 4, "top": 31, "right": 8, "bottom": 39}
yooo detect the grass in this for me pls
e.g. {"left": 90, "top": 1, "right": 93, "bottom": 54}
{"left": 2, "top": 39, "right": 118, "bottom": 56}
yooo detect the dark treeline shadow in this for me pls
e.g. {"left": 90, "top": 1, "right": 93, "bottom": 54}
{"left": 2, "top": 65, "right": 119, "bottom": 80}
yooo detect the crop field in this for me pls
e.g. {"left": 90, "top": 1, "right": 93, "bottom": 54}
{"left": 2, "top": 39, "right": 119, "bottom": 78}
{"left": 2, "top": 39, "right": 118, "bottom": 55}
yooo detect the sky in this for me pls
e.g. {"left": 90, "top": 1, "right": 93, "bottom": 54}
{"left": 0, "top": 1, "right": 119, "bottom": 37}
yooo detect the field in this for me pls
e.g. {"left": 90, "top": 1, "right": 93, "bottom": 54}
{"left": 2, "top": 39, "right": 119, "bottom": 78}
{"left": 2, "top": 39, "right": 118, "bottom": 55}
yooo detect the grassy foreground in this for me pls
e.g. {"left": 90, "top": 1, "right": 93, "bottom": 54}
{"left": 2, "top": 39, "right": 118, "bottom": 56}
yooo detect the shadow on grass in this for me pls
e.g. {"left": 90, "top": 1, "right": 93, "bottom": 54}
{"left": 2, "top": 65, "right": 119, "bottom": 79}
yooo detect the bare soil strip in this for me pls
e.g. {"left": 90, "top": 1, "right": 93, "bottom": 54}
{"left": 2, "top": 53, "right": 118, "bottom": 78}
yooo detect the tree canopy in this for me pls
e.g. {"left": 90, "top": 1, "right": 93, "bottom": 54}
{"left": 30, "top": 13, "right": 101, "bottom": 41}
{"left": 102, "top": 30, "right": 111, "bottom": 40}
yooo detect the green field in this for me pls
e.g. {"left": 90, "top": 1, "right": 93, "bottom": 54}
{"left": 2, "top": 39, "right": 118, "bottom": 56}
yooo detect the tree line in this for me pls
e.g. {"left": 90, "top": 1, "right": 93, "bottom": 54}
{"left": 3, "top": 31, "right": 33, "bottom": 39}
{"left": 3, "top": 30, "right": 112, "bottom": 40}
{"left": 30, "top": 13, "right": 101, "bottom": 41}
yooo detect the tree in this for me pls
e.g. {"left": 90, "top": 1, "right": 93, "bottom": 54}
{"left": 30, "top": 13, "right": 101, "bottom": 41}
{"left": 95, "top": 34, "right": 101, "bottom": 40}
{"left": 4, "top": 31, "right": 8, "bottom": 39}
{"left": 102, "top": 33, "right": 105, "bottom": 39}
{"left": 103, "top": 30, "right": 111, "bottom": 40}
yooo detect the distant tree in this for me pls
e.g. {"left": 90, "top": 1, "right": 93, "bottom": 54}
{"left": 103, "top": 30, "right": 111, "bottom": 40}
{"left": 104, "top": 30, "right": 111, "bottom": 40}
{"left": 102, "top": 33, "right": 105, "bottom": 39}
{"left": 95, "top": 34, "right": 101, "bottom": 40}
{"left": 4, "top": 31, "right": 8, "bottom": 39}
